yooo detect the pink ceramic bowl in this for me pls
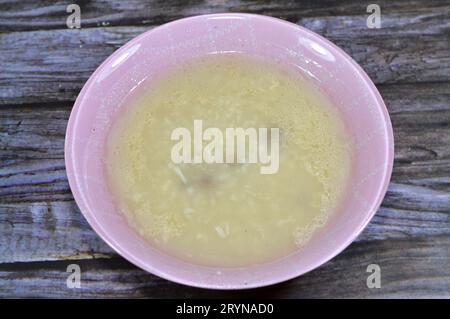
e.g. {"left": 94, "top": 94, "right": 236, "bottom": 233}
{"left": 65, "top": 13, "right": 394, "bottom": 289}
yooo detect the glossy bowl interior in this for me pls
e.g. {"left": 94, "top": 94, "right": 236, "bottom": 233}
{"left": 65, "top": 13, "right": 394, "bottom": 289}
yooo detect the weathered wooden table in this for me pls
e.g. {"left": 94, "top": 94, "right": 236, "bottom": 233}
{"left": 0, "top": 0, "right": 449, "bottom": 298}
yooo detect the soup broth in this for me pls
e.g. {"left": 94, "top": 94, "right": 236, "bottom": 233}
{"left": 105, "top": 54, "right": 351, "bottom": 267}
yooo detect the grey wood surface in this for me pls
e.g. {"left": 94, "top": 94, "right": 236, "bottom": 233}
{"left": 0, "top": 0, "right": 449, "bottom": 298}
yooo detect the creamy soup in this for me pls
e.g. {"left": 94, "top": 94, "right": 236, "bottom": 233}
{"left": 105, "top": 54, "right": 351, "bottom": 267}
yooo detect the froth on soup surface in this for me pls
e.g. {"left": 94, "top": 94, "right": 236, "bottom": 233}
{"left": 105, "top": 54, "right": 351, "bottom": 267}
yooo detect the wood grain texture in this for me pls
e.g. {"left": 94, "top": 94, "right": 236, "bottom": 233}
{"left": 0, "top": 237, "right": 449, "bottom": 298}
{"left": 1, "top": 3, "right": 449, "bottom": 105}
{"left": 0, "top": 0, "right": 449, "bottom": 298}
{"left": 1, "top": 0, "right": 449, "bottom": 32}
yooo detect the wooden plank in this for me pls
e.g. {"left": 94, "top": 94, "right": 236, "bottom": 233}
{"left": 1, "top": 83, "right": 448, "bottom": 189}
{"left": 1, "top": 83, "right": 449, "bottom": 187}
{"left": 0, "top": 236, "right": 448, "bottom": 298}
{"left": 1, "top": 192, "right": 448, "bottom": 264}
{"left": 1, "top": 183, "right": 449, "bottom": 263}
{"left": 0, "top": 201, "right": 115, "bottom": 264}
{"left": 0, "top": 83, "right": 449, "bottom": 263}
{"left": 299, "top": 11, "right": 450, "bottom": 37}
{"left": 380, "top": 82, "right": 450, "bottom": 114}
{"left": 1, "top": 0, "right": 448, "bottom": 32}
{"left": 1, "top": 18, "right": 449, "bottom": 105}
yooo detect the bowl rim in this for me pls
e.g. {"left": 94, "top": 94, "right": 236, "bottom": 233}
{"left": 65, "top": 13, "right": 394, "bottom": 290}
